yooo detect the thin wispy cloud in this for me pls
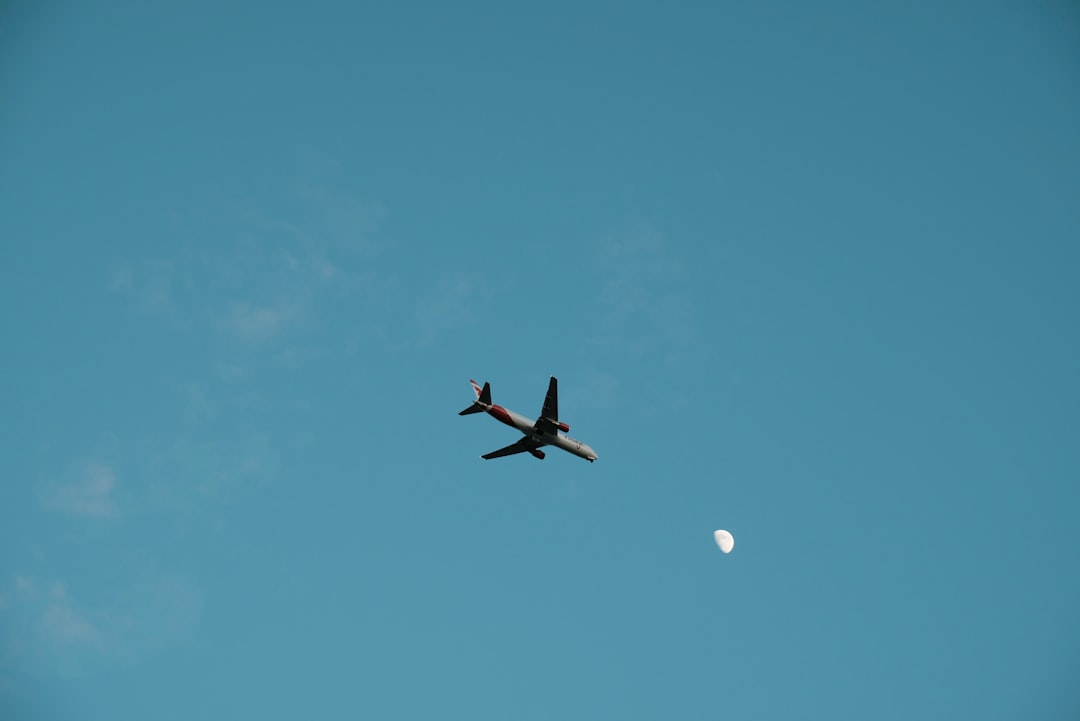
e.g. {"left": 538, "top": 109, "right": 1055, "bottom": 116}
{"left": 593, "top": 223, "right": 697, "bottom": 365}
{"left": 91, "top": 157, "right": 373, "bottom": 530}
{"left": 222, "top": 300, "right": 302, "bottom": 342}
{"left": 139, "top": 429, "right": 280, "bottom": 514}
{"left": 294, "top": 176, "right": 384, "bottom": 256}
{"left": 181, "top": 380, "right": 217, "bottom": 425}
{"left": 1, "top": 571, "right": 202, "bottom": 677}
{"left": 1, "top": 577, "right": 103, "bottom": 677}
{"left": 43, "top": 461, "right": 120, "bottom": 519}
{"left": 414, "top": 273, "right": 475, "bottom": 347}
{"left": 110, "top": 158, "right": 386, "bottom": 355}
{"left": 41, "top": 597, "right": 102, "bottom": 649}
{"left": 109, "top": 259, "right": 178, "bottom": 317}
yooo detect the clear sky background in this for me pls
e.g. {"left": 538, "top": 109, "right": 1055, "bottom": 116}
{"left": 3, "top": 1, "right": 1079, "bottom": 719}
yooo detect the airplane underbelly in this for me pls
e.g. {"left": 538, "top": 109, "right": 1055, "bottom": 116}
{"left": 508, "top": 412, "right": 535, "bottom": 434}
{"left": 548, "top": 435, "right": 577, "bottom": 454}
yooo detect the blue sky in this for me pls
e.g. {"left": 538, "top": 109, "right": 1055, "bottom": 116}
{"left": 3, "top": 1, "right": 1079, "bottom": 718}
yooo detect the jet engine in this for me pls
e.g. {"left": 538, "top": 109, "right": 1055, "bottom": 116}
{"left": 529, "top": 448, "right": 546, "bottom": 460}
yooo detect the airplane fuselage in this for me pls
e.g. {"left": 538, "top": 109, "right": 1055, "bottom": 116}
{"left": 481, "top": 402, "right": 598, "bottom": 462}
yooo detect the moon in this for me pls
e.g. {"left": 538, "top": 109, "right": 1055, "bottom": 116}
{"left": 713, "top": 529, "right": 735, "bottom": 554}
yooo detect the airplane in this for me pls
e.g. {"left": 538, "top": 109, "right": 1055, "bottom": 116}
{"left": 459, "top": 376, "right": 598, "bottom": 462}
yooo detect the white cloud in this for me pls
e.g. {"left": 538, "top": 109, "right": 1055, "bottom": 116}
{"left": 44, "top": 461, "right": 119, "bottom": 519}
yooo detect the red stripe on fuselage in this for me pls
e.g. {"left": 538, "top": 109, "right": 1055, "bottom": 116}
{"left": 488, "top": 405, "right": 515, "bottom": 427}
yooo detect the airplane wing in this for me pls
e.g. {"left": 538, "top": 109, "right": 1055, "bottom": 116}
{"left": 541, "top": 376, "right": 558, "bottom": 422}
{"left": 481, "top": 436, "right": 544, "bottom": 460}
{"left": 533, "top": 376, "right": 561, "bottom": 435}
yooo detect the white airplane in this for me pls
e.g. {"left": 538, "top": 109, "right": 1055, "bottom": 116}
{"left": 459, "top": 376, "right": 598, "bottom": 462}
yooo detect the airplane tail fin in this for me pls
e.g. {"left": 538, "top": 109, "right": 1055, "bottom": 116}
{"left": 458, "top": 380, "right": 491, "bottom": 415}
